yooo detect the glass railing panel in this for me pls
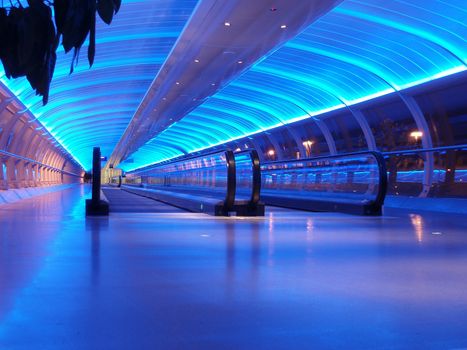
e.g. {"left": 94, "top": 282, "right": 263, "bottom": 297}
{"left": 261, "top": 152, "right": 386, "bottom": 205}
{"left": 384, "top": 147, "right": 466, "bottom": 198}
{"left": 125, "top": 151, "right": 235, "bottom": 206}
{"left": 234, "top": 151, "right": 253, "bottom": 202}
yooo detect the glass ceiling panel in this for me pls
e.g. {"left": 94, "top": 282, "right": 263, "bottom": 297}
{"left": 121, "top": 0, "right": 467, "bottom": 172}
{"left": 1, "top": 0, "right": 199, "bottom": 169}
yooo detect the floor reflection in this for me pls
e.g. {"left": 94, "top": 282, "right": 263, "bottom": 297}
{"left": 0, "top": 186, "right": 466, "bottom": 349}
{"left": 224, "top": 220, "right": 262, "bottom": 299}
{"left": 410, "top": 214, "right": 424, "bottom": 243}
{"left": 86, "top": 217, "right": 109, "bottom": 287}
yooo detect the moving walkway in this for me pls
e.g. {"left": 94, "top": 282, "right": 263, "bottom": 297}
{"left": 260, "top": 152, "right": 387, "bottom": 216}
{"left": 114, "top": 149, "right": 386, "bottom": 216}
{"left": 122, "top": 150, "right": 264, "bottom": 216}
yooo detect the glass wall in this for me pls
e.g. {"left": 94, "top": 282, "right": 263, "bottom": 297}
{"left": 186, "top": 77, "right": 466, "bottom": 200}
{"left": 362, "top": 97, "right": 419, "bottom": 152}
{"left": 289, "top": 119, "right": 330, "bottom": 157}
{"left": 415, "top": 81, "right": 467, "bottom": 147}
{"left": 323, "top": 112, "right": 367, "bottom": 153}
{"left": 269, "top": 128, "right": 300, "bottom": 160}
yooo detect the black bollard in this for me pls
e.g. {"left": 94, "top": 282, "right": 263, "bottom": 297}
{"left": 86, "top": 147, "right": 109, "bottom": 216}
{"left": 92, "top": 147, "right": 101, "bottom": 206}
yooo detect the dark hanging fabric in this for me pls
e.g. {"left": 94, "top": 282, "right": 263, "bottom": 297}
{"left": 0, "top": 0, "right": 121, "bottom": 106}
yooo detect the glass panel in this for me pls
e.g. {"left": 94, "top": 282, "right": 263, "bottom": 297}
{"left": 432, "top": 150, "right": 467, "bottom": 197}
{"left": 415, "top": 81, "right": 467, "bottom": 147}
{"left": 126, "top": 151, "right": 230, "bottom": 201}
{"left": 290, "top": 120, "right": 330, "bottom": 157}
{"left": 362, "top": 97, "right": 419, "bottom": 151}
{"left": 385, "top": 154, "right": 424, "bottom": 196}
{"left": 234, "top": 152, "right": 253, "bottom": 201}
{"left": 385, "top": 149, "right": 466, "bottom": 198}
{"left": 269, "top": 128, "right": 300, "bottom": 160}
{"left": 261, "top": 153, "right": 383, "bottom": 204}
{"left": 255, "top": 134, "right": 276, "bottom": 161}
{"left": 324, "top": 113, "right": 367, "bottom": 153}
{"left": 124, "top": 175, "right": 141, "bottom": 186}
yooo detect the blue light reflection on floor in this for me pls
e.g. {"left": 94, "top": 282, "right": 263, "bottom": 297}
{"left": 1, "top": 186, "right": 467, "bottom": 348}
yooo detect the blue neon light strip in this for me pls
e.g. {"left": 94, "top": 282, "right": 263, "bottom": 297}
{"left": 120, "top": 0, "right": 467, "bottom": 172}
{"left": 1, "top": 0, "right": 199, "bottom": 170}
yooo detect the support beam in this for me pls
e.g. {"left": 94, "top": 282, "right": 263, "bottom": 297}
{"left": 350, "top": 109, "right": 377, "bottom": 151}
{"left": 399, "top": 94, "right": 434, "bottom": 198}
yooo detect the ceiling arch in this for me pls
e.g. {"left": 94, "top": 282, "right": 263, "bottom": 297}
{"left": 119, "top": 0, "right": 466, "bottom": 171}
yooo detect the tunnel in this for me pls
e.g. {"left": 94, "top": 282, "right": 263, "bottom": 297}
{"left": 0, "top": 0, "right": 466, "bottom": 348}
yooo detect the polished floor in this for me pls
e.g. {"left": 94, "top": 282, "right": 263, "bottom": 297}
{"left": 0, "top": 185, "right": 466, "bottom": 349}
{"left": 102, "top": 187, "right": 185, "bottom": 213}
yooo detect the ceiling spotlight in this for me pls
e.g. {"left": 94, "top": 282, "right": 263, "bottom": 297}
{"left": 280, "top": 24, "right": 287, "bottom": 29}
{"left": 194, "top": 59, "right": 200, "bottom": 63}
{"left": 176, "top": 82, "right": 180, "bottom": 85}
{"left": 211, "top": 83, "right": 216, "bottom": 86}
{"left": 237, "top": 60, "right": 243, "bottom": 64}
{"left": 162, "top": 97, "right": 167, "bottom": 101}
{"left": 224, "top": 21, "right": 231, "bottom": 26}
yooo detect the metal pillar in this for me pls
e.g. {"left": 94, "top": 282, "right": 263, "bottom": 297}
{"left": 92, "top": 147, "right": 101, "bottom": 206}
{"left": 400, "top": 94, "right": 434, "bottom": 197}
{"left": 86, "top": 147, "right": 109, "bottom": 216}
{"left": 349, "top": 109, "right": 377, "bottom": 151}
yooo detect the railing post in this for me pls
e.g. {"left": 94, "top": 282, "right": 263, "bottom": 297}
{"left": 224, "top": 150, "right": 236, "bottom": 213}
{"left": 92, "top": 147, "right": 101, "bottom": 206}
{"left": 86, "top": 147, "right": 109, "bottom": 216}
{"left": 249, "top": 150, "right": 261, "bottom": 205}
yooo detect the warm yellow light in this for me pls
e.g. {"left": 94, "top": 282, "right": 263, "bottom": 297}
{"left": 268, "top": 150, "right": 275, "bottom": 156}
{"left": 302, "top": 140, "right": 314, "bottom": 147}
{"left": 410, "top": 131, "right": 423, "bottom": 139}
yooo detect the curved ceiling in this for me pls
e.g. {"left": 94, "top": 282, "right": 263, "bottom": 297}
{"left": 1, "top": 0, "right": 466, "bottom": 172}
{"left": 0, "top": 0, "right": 199, "bottom": 169}
{"left": 118, "top": 0, "right": 466, "bottom": 171}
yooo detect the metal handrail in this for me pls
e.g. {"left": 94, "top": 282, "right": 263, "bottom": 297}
{"left": 225, "top": 150, "right": 236, "bottom": 210}
{"left": 382, "top": 144, "right": 467, "bottom": 156}
{"left": 250, "top": 150, "right": 261, "bottom": 205}
{"left": 126, "top": 149, "right": 234, "bottom": 175}
{"left": 129, "top": 150, "right": 237, "bottom": 211}
{"left": 0, "top": 149, "right": 82, "bottom": 177}
{"left": 233, "top": 149, "right": 261, "bottom": 205}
